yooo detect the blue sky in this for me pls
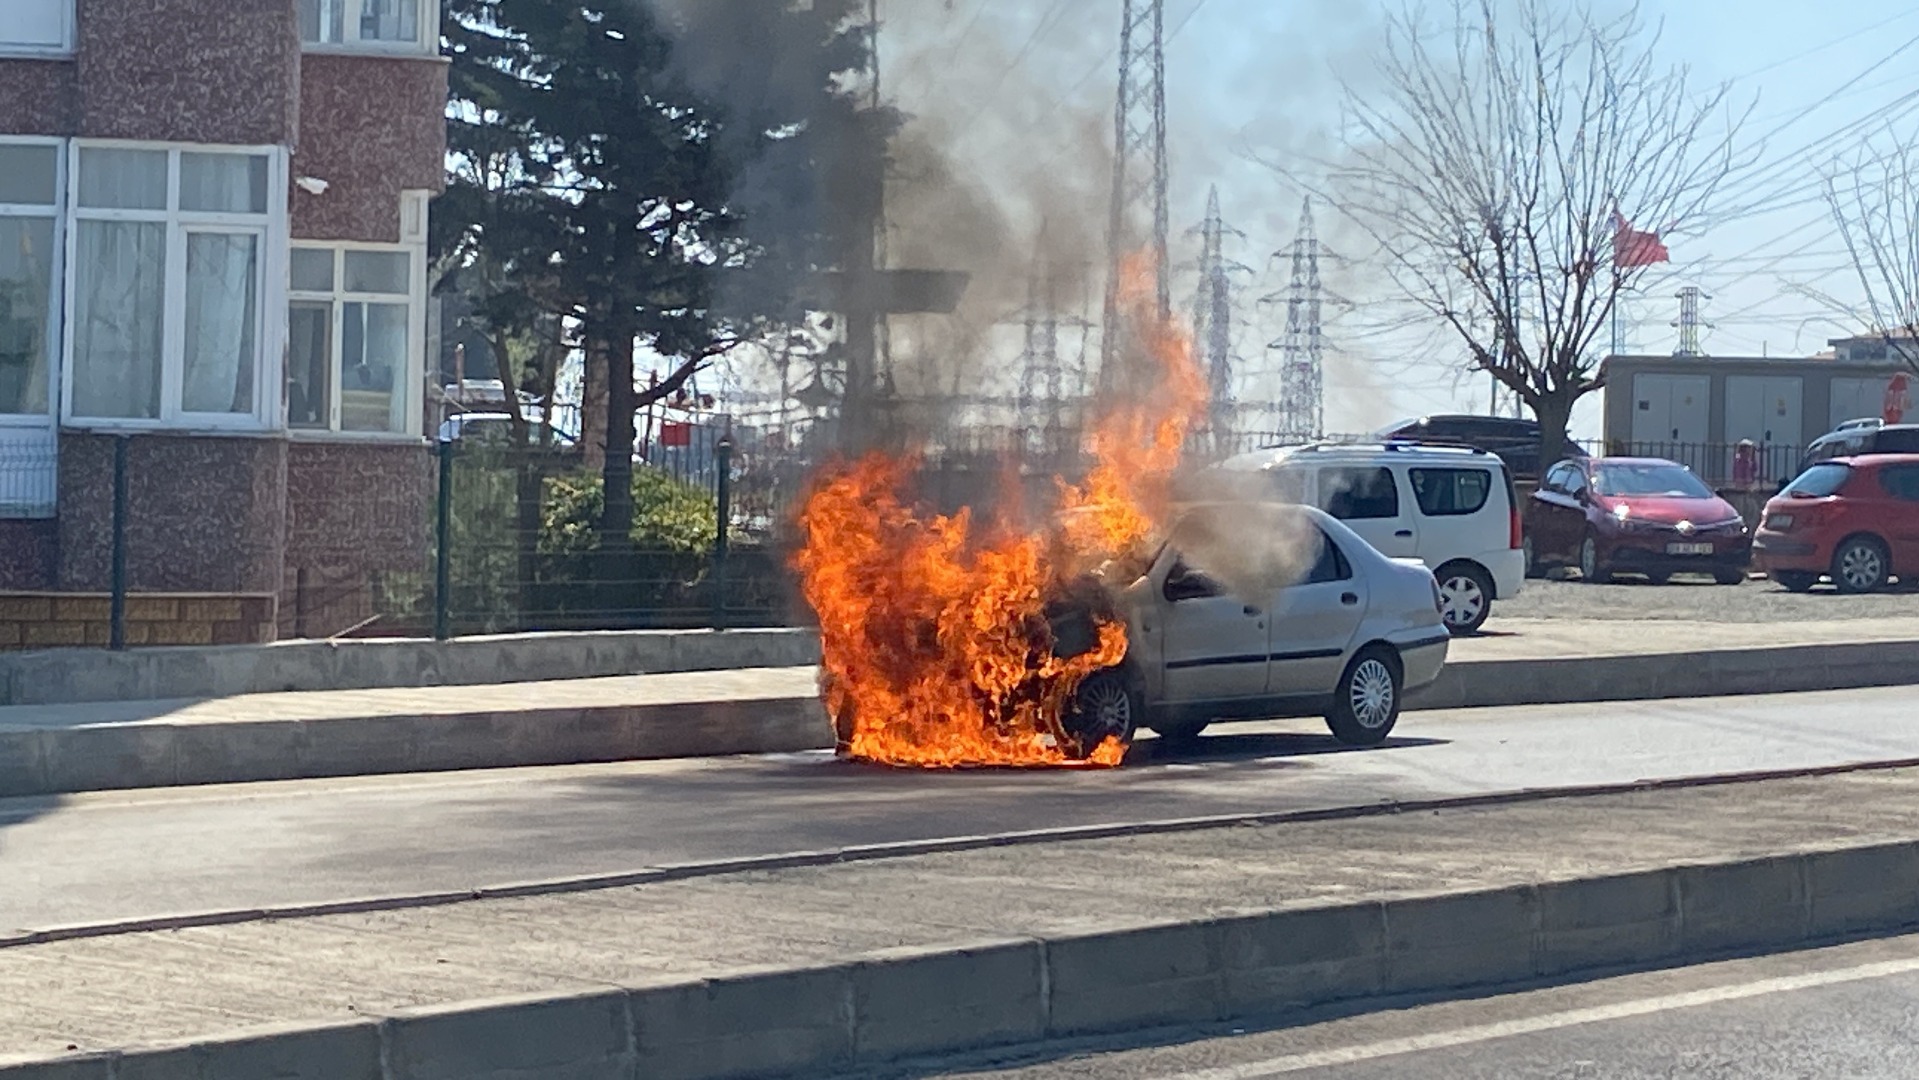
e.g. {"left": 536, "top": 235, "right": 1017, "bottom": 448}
{"left": 878, "top": 0, "right": 1919, "bottom": 438}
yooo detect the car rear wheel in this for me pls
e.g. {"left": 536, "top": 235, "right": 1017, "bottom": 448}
{"left": 1833, "top": 536, "right": 1891, "bottom": 594}
{"left": 1774, "top": 570, "right": 1818, "bottom": 593}
{"left": 1435, "top": 562, "right": 1494, "bottom": 635}
{"left": 1578, "top": 535, "right": 1613, "bottom": 584}
{"left": 1713, "top": 568, "right": 1747, "bottom": 586}
{"left": 1325, "top": 646, "right": 1401, "bottom": 747}
{"left": 1522, "top": 535, "right": 1546, "bottom": 579}
{"left": 1062, "top": 668, "right": 1139, "bottom": 760}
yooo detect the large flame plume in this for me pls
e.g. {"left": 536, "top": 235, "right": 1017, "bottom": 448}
{"left": 792, "top": 256, "right": 1208, "bottom": 768}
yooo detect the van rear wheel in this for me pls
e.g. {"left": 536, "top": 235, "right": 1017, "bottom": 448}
{"left": 1435, "top": 562, "right": 1494, "bottom": 635}
{"left": 1326, "top": 646, "right": 1401, "bottom": 747}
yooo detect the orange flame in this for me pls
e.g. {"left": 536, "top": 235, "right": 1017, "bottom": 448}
{"left": 792, "top": 255, "right": 1206, "bottom": 768}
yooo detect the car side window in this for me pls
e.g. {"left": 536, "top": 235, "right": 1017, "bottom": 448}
{"left": 1542, "top": 463, "right": 1572, "bottom": 493}
{"left": 1565, "top": 468, "right": 1589, "bottom": 497}
{"left": 1319, "top": 466, "right": 1401, "bottom": 519}
{"left": 1878, "top": 465, "right": 1919, "bottom": 501}
{"left": 1303, "top": 528, "right": 1353, "bottom": 584}
{"left": 1410, "top": 467, "right": 1492, "bottom": 516}
{"left": 1162, "top": 558, "right": 1222, "bottom": 602}
{"left": 1876, "top": 430, "right": 1919, "bottom": 454}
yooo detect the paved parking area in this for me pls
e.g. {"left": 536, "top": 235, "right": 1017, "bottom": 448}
{"left": 1498, "top": 575, "right": 1918, "bottom": 623}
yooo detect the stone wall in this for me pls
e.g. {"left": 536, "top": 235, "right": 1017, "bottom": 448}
{"left": 0, "top": 520, "right": 56, "bottom": 590}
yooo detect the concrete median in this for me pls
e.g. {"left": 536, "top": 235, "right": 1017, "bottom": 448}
{"left": 11, "top": 840, "right": 1919, "bottom": 1080}
{"left": 10, "top": 635, "right": 1919, "bottom": 798}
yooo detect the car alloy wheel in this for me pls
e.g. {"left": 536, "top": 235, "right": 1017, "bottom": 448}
{"left": 1835, "top": 538, "right": 1889, "bottom": 594}
{"left": 1349, "top": 657, "right": 1396, "bottom": 729}
{"left": 1326, "top": 646, "right": 1402, "bottom": 746}
{"left": 1063, "top": 669, "right": 1138, "bottom": 758}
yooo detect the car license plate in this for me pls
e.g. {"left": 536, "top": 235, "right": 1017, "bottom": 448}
{"left": 1666, "top": 542, "right": 1713, "bottom": 556}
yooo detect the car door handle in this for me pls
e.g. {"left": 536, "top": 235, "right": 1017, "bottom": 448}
{"left": 1394, "top": 529, "right": 1413, "bottom": 538}
{"left": 1243, "top": 605, "right": 1262, "bottom": 616}
{"left": 1341, "top": 592, "right": 1359, "bottom": 606}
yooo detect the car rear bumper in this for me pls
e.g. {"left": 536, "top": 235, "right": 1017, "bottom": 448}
{"left": 1394, "top": 632, "right": 1450, "bottom": 691}
{"left": 1481, "top": 548, "right": 1526, "bottom": 599}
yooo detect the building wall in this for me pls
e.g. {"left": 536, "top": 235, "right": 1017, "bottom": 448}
{"left": 281, "top": 441, "right": 433, "bottom": 635}
{"left": 0, "top": 59, "right": 78, "bottom": 133}
{"left": 292, "top": 53, "right": 447, "bottom": 243}
{"left": 57, "top": 433, "right": 289, "bottom": 596}
{"left": 1601, "top": 356, "right": 1906, "bottom": 448}
{"left": 0, "top": 521, "right": 58, "bottom": 590}
{"left": 75, "top": 0, "right": 299, "bottom": 143}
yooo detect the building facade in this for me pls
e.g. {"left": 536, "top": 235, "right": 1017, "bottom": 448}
{"left": 0, "top": 0, "right": 446, "bottom": 638}
{"left": 1600, "top": 351, "right": 1909, "bottom": 486}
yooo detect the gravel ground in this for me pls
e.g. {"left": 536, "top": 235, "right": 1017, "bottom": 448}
{"left": 1496, "top": 572, "right": 1919, "bottom": 622}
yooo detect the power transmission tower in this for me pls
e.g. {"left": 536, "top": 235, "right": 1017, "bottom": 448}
{"left": 1672, "top": 286, "right": 1711, "bottom": 357}
{"left": 1190, "top": 186, "right": 1252, "bottom": 449}
{"left": 1268, "top": 198, "right": 1325, "bottom": 442}
{"left": 1018, "top": 266, "right": 1064, "bottom": 454}
{"left": 1097, "top": 0, "right": 1170, "bottom": 403}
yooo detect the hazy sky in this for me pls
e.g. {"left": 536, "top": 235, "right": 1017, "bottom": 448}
{"left": 877, "top": 0, "right": 1919, "bottom": 437}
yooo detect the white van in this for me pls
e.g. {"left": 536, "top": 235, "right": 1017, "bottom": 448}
{"left": 1205, "top": 443, "right": 1526, "bottom": 634}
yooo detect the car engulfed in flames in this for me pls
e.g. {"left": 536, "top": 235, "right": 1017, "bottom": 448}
{"left": 791, "top": 258, "right": 1205, "bottom": 769}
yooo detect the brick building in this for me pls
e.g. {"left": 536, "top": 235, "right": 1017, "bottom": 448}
{"left": 0, "top": 0, "right": 447, "bottom": 643}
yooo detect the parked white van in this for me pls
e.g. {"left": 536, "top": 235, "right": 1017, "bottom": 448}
{"left": 1204, "top": 443, "right": 1526, "bottom": 634}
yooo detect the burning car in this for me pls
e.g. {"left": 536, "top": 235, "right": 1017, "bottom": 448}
{"left": 815, "top": 500, "right": 1451, "bottom": 764}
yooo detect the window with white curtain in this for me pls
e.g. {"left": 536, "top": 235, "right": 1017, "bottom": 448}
{"left": 0, "top": 142, "right": 60, "bottom": 419}
{"left": 0, "top": 0, "right": 72, "bottom": 54}
{"left": 298, "top": 0, "right": 432, "bottom": 50}
{"left": 288, "top": 246, "right": 421, "bottom": 435}
{"left": 67, "top": 144, "right": 280, "bottom": 427}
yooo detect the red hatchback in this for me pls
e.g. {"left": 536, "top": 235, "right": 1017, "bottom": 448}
{"left": 1754, "top": 454, "right": 1919, "bottom": 593}
{"left": 1528, "top": 457, "right": 1751, "bottom": 584}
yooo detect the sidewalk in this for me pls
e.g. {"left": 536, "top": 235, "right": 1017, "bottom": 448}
{"left": 8, "top": 768, "right": 1919, "bottom": 1076}
{"left": 5, "top": 617, "right": 1919, "bottom": 798}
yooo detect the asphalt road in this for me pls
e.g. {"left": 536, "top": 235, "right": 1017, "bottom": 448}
{"left": 882, "top": 932, "right": 1919, "bottom": 1079}
{"left": 1495, "top": 574, "right": 1919, "bottom": 622}
{"left": 5, "top": 684, "right": 1919, "bottom": 931}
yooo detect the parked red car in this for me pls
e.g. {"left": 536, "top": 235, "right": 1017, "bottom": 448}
{"left": 1527, "top": 457, "right": 1751, "bottom": 585}
{"left": 1754, "top": 454, "right": 1919, "bottom": 593}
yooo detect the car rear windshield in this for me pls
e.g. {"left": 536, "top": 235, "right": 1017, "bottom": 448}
{"left": 1589, "top": 463, "right": 1714, "bottom": 499}
{"left": 1784, "top": 462, "right": 1852, "bottom": 497}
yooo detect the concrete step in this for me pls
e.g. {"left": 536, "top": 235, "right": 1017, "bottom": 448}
{"left": 5, "top": 629, "right": 1919, "bottom": 798}
{"left": 6, "top": 768, "right": 1919, "bottom": 1079}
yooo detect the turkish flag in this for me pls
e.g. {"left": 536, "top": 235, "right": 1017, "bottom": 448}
{"left": 1613, "top": 211, "right": 1670, "bottom": 268}
{"left": 661, "top": 421, "right": 693, "bottom": 448}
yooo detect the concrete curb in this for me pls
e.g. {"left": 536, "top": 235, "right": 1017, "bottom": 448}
{"left": 8, "top": 638, "right": 1919, "bottom": 799}
{"left": 0, "top": 628, "right": 822, "bottom": 707}
{"left": 1408, "top": 638, "right": 1919, "bottom": 709}
{"left": 9, "top": 839, "right": 1918, "bottom": 1080}
{"left": 0, "top": 689, "right": 827, "bottom": 798}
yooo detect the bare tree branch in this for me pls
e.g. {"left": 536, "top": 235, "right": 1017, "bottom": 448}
{"left": 1827, "top": 136, "right": 1919, "bottom": 371}
{"left": 1263, "top": 0, "right": 1753, "bottom": 461}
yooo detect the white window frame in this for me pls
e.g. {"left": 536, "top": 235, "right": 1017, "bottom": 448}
{"left": 0, "top": 136, "right": 63, "bottom": 432}
{"left": 299, "top": 0, "right": 441, "bottom": 57}
{"left": 286, "top": 240, "right": 427, "bottom": 440}
{"left": 61, "top": 140, "right": 289, "bottom": 433}
{"left": 0, "top": 0, "right": 75, "bottom": 58}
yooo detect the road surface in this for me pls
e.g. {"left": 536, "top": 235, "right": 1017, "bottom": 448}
{"left": 4, "top": 684, "right": 1918, "bottom": 930}
{"left": 883, "top": 931, "right": 1919, "bottom": 1079}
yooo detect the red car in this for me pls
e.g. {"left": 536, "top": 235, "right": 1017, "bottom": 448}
{"left": 1754, "top": 454, "right": 1919, "bottom": 593}
{"left": 1527, "top": 457, "right": 1751, "bottom": 585}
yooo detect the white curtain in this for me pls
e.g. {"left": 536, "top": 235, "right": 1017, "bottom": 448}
{"left": 342, "top": 301, "right": 407, "bottom": 432}
{"left": 72, "top": 221, "right": 165, "bottom": 419}
{"left": 180, "top": 154, "right": 266, "bottom": 215}
{"left": 77, "top": 149, "right": 166, "bottom": 210}
{"left": 0, "top": 217, "right": 54, "bottom": 415}
{"left": 359, "top": 0, "right": 417, "bottom": 42}
{"left": 182, "top": 233, "right": 258, "bottom": 414}
{"left": 299, "top": 0, "right": 344, "bottom": 43}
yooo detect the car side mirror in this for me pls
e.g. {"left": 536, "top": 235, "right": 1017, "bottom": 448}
{"left": 1574, "top": 488, "right": 1591, "bottom": 506}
